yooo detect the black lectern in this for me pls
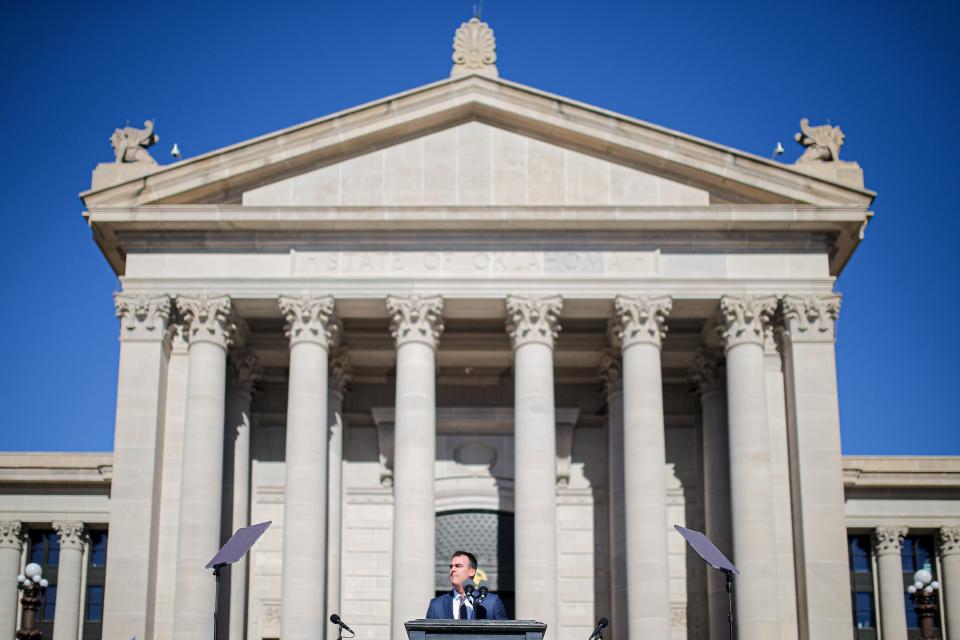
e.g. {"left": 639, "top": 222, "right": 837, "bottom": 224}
{"left": 405, "top": 619, "right": 547, "bottom": 640}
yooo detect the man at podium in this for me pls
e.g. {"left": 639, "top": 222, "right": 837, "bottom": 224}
{"left": 426, "top": 550, "right": 508, "bottom": 620}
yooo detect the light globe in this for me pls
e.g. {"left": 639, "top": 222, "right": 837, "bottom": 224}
{"left": 24, "top": 563, "right": 42, "bottom": 579}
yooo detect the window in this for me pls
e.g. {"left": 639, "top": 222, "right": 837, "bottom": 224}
{"left": 29, "top": 530, "right": 59, "bottom": 567}
{"left": 85, "top": 586, "right": 104, "bottom": 622}
{"left": 41, "top": 585, "right": 57, "bottom": 621}
{"left": 83, "top": 529, "right": 107, "bottom": 640}
{"left": 847, "top": 535, "right": 876, "bottom": 640}
{"left": 89, "top": 530, "right": 107, "bottom": 567}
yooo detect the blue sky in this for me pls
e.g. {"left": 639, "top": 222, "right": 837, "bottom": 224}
{"left": 0, "top": 1, "right": 957, "bottom": 454}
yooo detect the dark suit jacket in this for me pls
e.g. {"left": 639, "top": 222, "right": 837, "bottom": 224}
{"left": 426, "top": 590, "right": 509, "bottom": 620}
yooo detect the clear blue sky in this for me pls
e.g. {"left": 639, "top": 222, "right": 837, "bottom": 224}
{"left": 1, "top": 1, "right": 957, "bottom": 454}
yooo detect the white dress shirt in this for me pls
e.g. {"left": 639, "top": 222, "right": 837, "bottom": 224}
{"left": 452, "top": 592, "right": 474, "bottom": 620}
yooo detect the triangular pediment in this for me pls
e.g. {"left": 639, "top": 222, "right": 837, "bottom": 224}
{"left": 81, "top": 75, "right": 874, "bottom": 208}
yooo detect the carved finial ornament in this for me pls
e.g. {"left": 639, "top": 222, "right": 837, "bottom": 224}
{"left": 505, "top": 295, "right": 563, "bottom": 349}
{"left": 279, "top": 295, "right": 338, "bottom": 348}
{"left": 717, "top": 295, "right": 777, "bottom": 350}
{"left": 939, "top": 526, "right": 960, "bottom": 556}
{"left": 387, "top": 295, "right": 445, "bottom": 348}
{"left": 873, "top": 525, "right": 908, "bottom": 556}
{"left": 53, "top": 521, "right": 89, "bottom": 551}
{"left": 613, "top": 295, "right": 673, "bottom": 350}
{"left": 111, "top": 119, "right": 159, "bottom": 164}
{"left": 599, "top": 351, "right": 622, "bottom": 398}
{"left": 115, "top": 293, "right": 171, "bottom": 340}
{"left": 690, "top": 348, "right": 724, "bottom": 396}
{"left": 451, "top": 17, "right": 499, "bottom": 78}
{"left": 177, "top": 295, "right": 236, "bottom": 349}
{"left": 330, "top": 346, "right": 352, "bottom": 393}
{"left": 0, "top": 521, "right": 24, "bottom": 550}
{"left": 782, "top": 295, "right": 841, "bottom": 343}
{"left": 794, "top": 118, "right": 845, "bottom": 163}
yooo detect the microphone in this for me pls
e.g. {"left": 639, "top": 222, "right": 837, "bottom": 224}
{"left": 330, "top": 614, "right": 354, "bottom": 634}
{"left": 588, "top": 618, "right": 608, "bottom": 640}
{"left": 464, "top": 578, "right": 477, "bottom": 596}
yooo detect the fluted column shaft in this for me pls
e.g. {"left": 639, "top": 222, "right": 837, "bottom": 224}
{"left": 938, "top": 527, "right": 960, "bottom": 640}
{"left": 718, "top": 295, "right": 780, "bottom": 639}
{"left": 227, "top": 352, "right": 260, "bottom": 640}
{"left": 388, "top": 296, "right": 444, "bottom": 640}
{"left": 327, "top": 349, "right": 351, "bottom": 620}
{"left": 782, "top": 295, "right": 852, "bottom": 640}
{"left": 173, "top": 295, "right": 235, "bottom": 640}
{"left": 691, "top": 349, "right": 731, "bottom": 640}
{"left": 0, "top": 521, "right": 24, "bottom": 639}
{"left": 602, "top": 353, "right": 627, "bottom": 640}
{"left": 614, "top": 295, "right": 673, "bottom": 639}
{"left": 279, "top": 296, "right": 337, "bottom": 640}
{"left": 874, "top": 527, "right": 908, "bottom": 640}
{"left": 102, "top": 294, "right": 171, "bottom": 640}
{"left": 52, "top": 521, "right": 87, "bottom": 640}
{"left": 506, "top": 295, "right": 562, "bottom": 631}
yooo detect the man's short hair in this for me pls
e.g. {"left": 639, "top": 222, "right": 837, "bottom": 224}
{"left": 451, "top": 550, "right": 477, "bottom": 569}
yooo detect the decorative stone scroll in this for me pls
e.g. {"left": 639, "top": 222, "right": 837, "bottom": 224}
{"left": 0, "top": 520, "right": 24, "bottom": 550}
{"left": 689, "top": 348, "right": 724, "bottom": 396}
{"left": 782, "top": 295, "right": 841, "bottom": 342}
{"left": 177, "top": 295, "right": 236, "bottom": 349}
{"left": 387, "top": 295, "right": 445, "bottom": 348}
{"left": 599, "top": 351, "right": 622, "bottom": 398}
{"left": 717, "top": 295, "right": 777, "bottom": 350}
{"left": 279, "top": 295, "right": 338, "bottom": 347}
{"left": 613, "top": 295, "right": 672, "bottom": 350}
{"left": 111, "top": 119, "right": 159, "bottom": 164}
{"left": 451, "top": 17, "right": 498, "bottom": 78}
{"left": 505, "top": 295, "right": 563, "bottom": 349}
{"left": 940, "top": 526, "right": 960, "bottom": 556}
{"left": 114, "top": 293, "right": 171, "bottom": 340}
{"left": 53, "top": 521, "right": 89, "bottom": 551}
{"left": 873, "top": 525, "right": 908, "bottom": 556}
{"left": 794, "top": 118, "right": 844, "bottom": 163}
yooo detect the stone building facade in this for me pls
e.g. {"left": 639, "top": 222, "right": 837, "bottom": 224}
{"left": 1, "top": 18, "right": 958, "bottom": 640}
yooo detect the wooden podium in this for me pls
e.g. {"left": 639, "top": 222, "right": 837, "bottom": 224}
{"left": 404, "top": 619, "right": 548, "bottom": 640}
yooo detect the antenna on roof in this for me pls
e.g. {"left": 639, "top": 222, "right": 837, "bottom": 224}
{"left": 473, "top": 0, "right": 483, "bottom": 19}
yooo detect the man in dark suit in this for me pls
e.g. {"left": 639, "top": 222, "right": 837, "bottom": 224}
{"left": 425, "top": 550, "right": 509, "bottom": 620}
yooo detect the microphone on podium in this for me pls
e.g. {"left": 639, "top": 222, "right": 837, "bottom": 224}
{"left": 330, "top": 614, "right": 355, "bottom": 635}
{"left": 588, "top": 618, "right": 608, "bottom": 640}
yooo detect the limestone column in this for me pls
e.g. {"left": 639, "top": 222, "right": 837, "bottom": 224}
{"left": 52, "top": 521, "right": 87, "bottom": 640}
{"left": 717, "top": 295, "right": 780, "bottom": 640}
{"left": 102, "top": 294, "right": 171, "bottom": 640}
{"left": 172, "top": 295, "right": 236, "bottom": 640}
{"left": 0, "top": 521, "right": 24, "bottom": 639}
{"left": 227, "top": 351, "right": 261, "bottom": 640}
{"left": 613, "top": 294, "right": 673, "bottom": 638}
{"left": 388, "top": 295, "right": 444, "bottom": 640}
{"left": 781, "top": 295, "right": 852, "bottom": 640}
{"left": 506, "top": 294, "right": 562, "bottom": 631}
{"left": 873, "top": 527, "right": 908, "bottom": 640}
{"left": 327, "top": 348, "right": 351, "bottom": 620}
{"left": 601, "top": 352, "right": 627, "bottom": 640}
{"left": 278, "top": 295, "right": 338, "bottom": 640}
{"left": 690, "top": 348, "right": 732, "bottom": 640}
{"left": 938, "top": 527, "right": 960, "bottom": 640}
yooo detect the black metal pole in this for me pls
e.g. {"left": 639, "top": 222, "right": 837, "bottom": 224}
{"left": 213, "top": 563, "right": 226, "bottom": 640}
{"left": 724, "top": 569, "right": 735, "bottom": 640}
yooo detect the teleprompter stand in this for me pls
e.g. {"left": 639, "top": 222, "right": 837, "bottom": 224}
{"left": 674, "top": 525, "right": 739, "bottom": 640}
{"left": 205, "top": 521, "right": 272, "bottom": 640}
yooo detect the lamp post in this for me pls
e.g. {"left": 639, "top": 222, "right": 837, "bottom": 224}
{"left": 16, "top": 562, "right": 48, "bottom": 640}
{"left": 906, "top": 561, "right": 940, "bottom": 640}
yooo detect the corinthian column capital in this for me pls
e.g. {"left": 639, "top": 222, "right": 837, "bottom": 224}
{"left": 0, "top": 520, "right": 24, "bottom": 551}
{"left": 279, "top": 295, "right": 338, "bottom": 348}
{"left": 387, "top": 295, "right": 444, "bottom": 348}
{"left": 940, "top": 526, "right": 960, "bottom": 556}
{"left": 783, "top": 295, "right": 842, "bottom": 342}
{"left": 873, "top": 525, "right": 908, "bottom": 556}
{"left": 599, "top": 351, "right": 621, "bottom": 398}
{"left": 177, "top": 295, "right": 236, "bottom": 349}
{"left": 229, "top": 350, "right": 263, "bottom": 396}
{"left": 114, "top": 293, "right": 171, "bottom": 341}
{"left": 53, "top": 521, "right": 89, "bottom": 551}
{"left": 613, "top": 295, "right": 672, "bottom": 351}
{"left": 690, "top": 348, "right": 724, "bottom": 396}
{"left": 330, "top": 346, "right": 352, "bottom": 394}
{"left": 505, "top": 295, "right": 562, "bottom": 349}
{"left": 717, "top": 295, "right": 777, "bottom": 350}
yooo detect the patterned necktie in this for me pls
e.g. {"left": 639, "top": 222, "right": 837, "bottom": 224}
{"left": 459, "top": 596, "right": 468, "bottom": 620}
